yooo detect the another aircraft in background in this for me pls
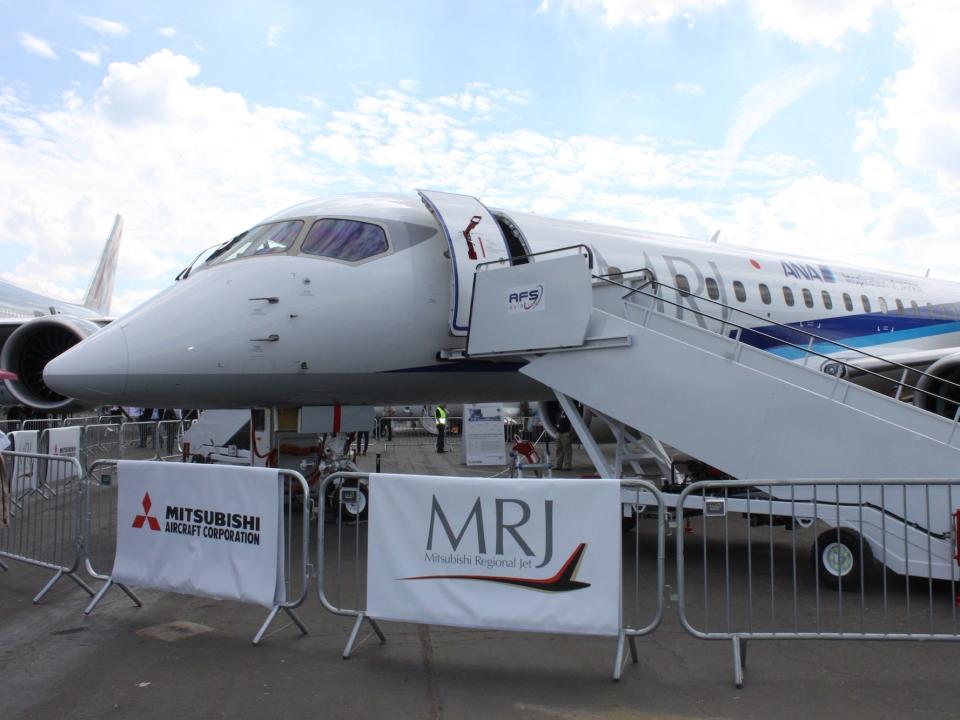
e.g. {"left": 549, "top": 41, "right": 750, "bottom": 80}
{"left": 1, "top": 215, "right": 123, "bottom": 411}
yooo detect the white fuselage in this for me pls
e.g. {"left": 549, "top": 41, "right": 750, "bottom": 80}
{"left": 43, "top": 193, "right": 960, "bottom": 409}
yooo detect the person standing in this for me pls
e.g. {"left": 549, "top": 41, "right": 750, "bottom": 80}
{"left": 382, "top": 405, "right": 394, "bottom": 441}
{"left": 435, "top": 404, "right": 448, "bottom": 453}
{"left": 162, "top": 408, "right": 181, "bottom": 456}
{"left": 138, "top": 407, "right": 154, "bottom": 448}
{"left": 555, "top": 408, "right": 573, "bottom": 471}
{"left": 356, "top": 424, "right": 370, "bottom": 455}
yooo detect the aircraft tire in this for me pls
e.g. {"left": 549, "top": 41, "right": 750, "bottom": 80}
{"left": 811, "top": 528, "right": 872, "bottom": 591}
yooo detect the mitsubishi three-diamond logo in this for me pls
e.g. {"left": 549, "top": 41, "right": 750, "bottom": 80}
{"left": 132, "top": 492, "right": 161, "bottom": 531}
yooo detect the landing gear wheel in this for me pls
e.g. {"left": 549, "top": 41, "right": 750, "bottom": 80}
{"left": 811, "top": 528, "right": 872, "bottom": 591}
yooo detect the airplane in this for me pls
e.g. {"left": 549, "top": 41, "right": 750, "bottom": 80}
{"left": 41, "top": 193, "right": 960, "bottom": 422}
{"left": 1, "top": 215, "right": 123, "bottom": 411}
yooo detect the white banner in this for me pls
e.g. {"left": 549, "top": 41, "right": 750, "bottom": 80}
{"left": 9, "top": 431, "right": 38, "bottom": 495}
{"left": 461, "top": 404, "right": 506, "bottom": 466}
{"left": 112, "top": 461, "right": 284, "bottom": 608}
{"left": 367, "top": 474, "right": 622, "bottom": 636}
{"left": 44, "top": 426, "right": 82, "bottom": 487}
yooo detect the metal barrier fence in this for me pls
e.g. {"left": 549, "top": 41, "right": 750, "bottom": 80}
{"left": 316, "top": 472, "right": 666, "bottom": 680}
{"left": 0, "top": 450, "right": 95, "bottom": 602}
{"left": 376, "top": 416, "right": 463, "bottom": 450}
{"left": 674, "top": 478, "right": 960, "bottom": 688}
{"left": 155, "top": 419, "right": 188, "bottom": 461}
{"left": 83, "top": 460, "right": 311, "bottom": 643}
{"left": 0, "top": 420, "right": 21, "bottom": 434}
{"left": 119, "top": 421, "right": 159, "bottom": 458}
{"left": 81, "top": 424, "right": 122, "bottom": 473}
{"left": 63, "top": 415, "right": 98, "bottom": 428}
{"left": 21, "top": 418, "right": 61, "bottom": 433}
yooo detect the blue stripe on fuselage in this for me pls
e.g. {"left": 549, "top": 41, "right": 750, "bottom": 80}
{"left": 741, "top": 308, "right": 960, "bottom": 360}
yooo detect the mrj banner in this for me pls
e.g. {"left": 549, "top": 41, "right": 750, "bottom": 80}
{"left": 366, "top": 474, "right": 622, "bottom": 636}
{"left": 112, "top": 461, "right": 284, "bottom": 608}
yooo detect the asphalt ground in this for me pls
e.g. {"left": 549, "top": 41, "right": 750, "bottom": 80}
{"left": 2, "top": 438, "right": 959, "bottom": 719}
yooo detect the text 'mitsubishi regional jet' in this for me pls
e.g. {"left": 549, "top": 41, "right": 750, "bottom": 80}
{"left": 0, "top": 215, "right": 123, "bottom": 410}
{"left": 42, "top": 192, "right": 960, "bottom": 424}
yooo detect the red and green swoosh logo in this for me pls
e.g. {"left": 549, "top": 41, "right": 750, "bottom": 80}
{"left": 403, "top": 543, "right": 590, "bottom": 592}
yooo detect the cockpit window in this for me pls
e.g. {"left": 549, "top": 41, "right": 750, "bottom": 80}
{"left": 301, "top": 219, "right": 389, "bottom": 263}
{"left": 207, "top": 220, "right": 304, "bottom": 265}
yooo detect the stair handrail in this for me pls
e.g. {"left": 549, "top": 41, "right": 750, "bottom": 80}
{"left": 474, "top": 243, "right": 594, "bottom": 271}
{"left": 593, "top": 270, "right": 960, "bottom": 421}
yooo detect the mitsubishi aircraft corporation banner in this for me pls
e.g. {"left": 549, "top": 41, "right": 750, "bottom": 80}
{"left": 112, "top": 461, "right": 284, "bottom": 608}
{"left": 367, "top": 474, "right": 622, "bottom": 636}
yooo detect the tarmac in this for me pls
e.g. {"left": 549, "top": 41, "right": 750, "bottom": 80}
{"left": 2, "top": 437, "right": 959, "bottom": 719}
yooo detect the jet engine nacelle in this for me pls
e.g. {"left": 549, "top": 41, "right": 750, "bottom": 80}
{"left": 1, "top": 316, "right": 101, "bottom": 411}
{"left": 914, "top": 352, "right": 960, "bottom": 419}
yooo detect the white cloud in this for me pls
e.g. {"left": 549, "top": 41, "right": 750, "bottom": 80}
{"left": 398, "top": 78, "right": 419, "bottom": 92}
{"left": 73, "top": 48, "right": 102, "bottom": 66}
{"left": 720, "top": 63, "right": 835, "bottom": 184}
{"left": 724, "top": 177, "right": 960, "bottom": 279}
{"left": 19, "top": 32, "right": 58, "bottom": 60}
{"left": 670, "top": 81, "right": 704, "bottom": 97}
{"left": 751, "top": 0, "right": 885, "bottom": 49}
{"left": 77, "top": 15, "right": 129, "bottom": 37}
{"left": 878, "top": 0, "right": 960, "bottom": 184}
{"left": 555, "top": 0, "right": 884, "bottom": 47}
{"left": 266, "top": 25, "right": 284, "bottom": 47}
{"left": 562, "top": 0, "right": 726, "bottom": 26}
{"left": 0, "top": 51, "right": 316, "bottom": 313}
{"left": 157, "top": 27, "right": 177, "bottom": 38}
{"left": 859, "top": 153, "right": 900, "bottom": 194}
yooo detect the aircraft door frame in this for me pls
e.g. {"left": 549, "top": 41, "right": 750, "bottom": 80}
{"left": 418, "top": 190, "right": 513, "bottom": 337}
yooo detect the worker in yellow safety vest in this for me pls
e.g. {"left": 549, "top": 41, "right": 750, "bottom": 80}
{"left": 435, "top": 404, "right": 447, "bottom": 453}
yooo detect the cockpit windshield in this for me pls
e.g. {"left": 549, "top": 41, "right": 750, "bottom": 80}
{"left": 206, "top": 220, "right": 304, "bottom": 265}
{"left": 301, "top": 219, "right": 389, "bottom": 262}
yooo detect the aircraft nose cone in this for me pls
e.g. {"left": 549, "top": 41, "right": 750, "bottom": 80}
{"left": 44, "top": 324, "right": 130, "bottom": 402}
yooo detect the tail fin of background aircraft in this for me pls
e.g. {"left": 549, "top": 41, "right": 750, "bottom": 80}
{"left": 82, "top": 214, "right": 123, "bottom": 316}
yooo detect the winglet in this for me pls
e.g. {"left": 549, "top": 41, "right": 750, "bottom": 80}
{"left": 82, "top": 214, "right": 123, "bottom": 316}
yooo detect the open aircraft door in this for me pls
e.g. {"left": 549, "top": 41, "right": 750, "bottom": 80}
{"left": 418, "top": 190, "right": 518, "bottom": 337}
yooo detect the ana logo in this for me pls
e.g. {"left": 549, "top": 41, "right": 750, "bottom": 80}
{"left": 749, "top": 259, "right": 761, "bottom": 270}
{"left": 132, "top": 492, "right": 161, "bottom": 531}
{"left": 782, "top": 261, "right": 836, "bottom": 283}
{"left": 507, "top": 284, "right": 544, "bottom": 314}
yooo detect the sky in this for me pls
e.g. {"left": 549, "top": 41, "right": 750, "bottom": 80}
{"left": 1, "top": 0, "right": 958, "bottom": 314}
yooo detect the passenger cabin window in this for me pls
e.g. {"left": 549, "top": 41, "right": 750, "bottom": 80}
{"left": 675, "top": 274, "right": 691, "bottom": 296}
{"left": 895, "top": 298, "right": 904, "bottom": 313}
{"left": 821, "top": 290, "right": 833, "bottom": 310}
{"left": 301, "top": 219, "right": 389, "bottom": 263}
{"left": 208, "top": 220, "right": 304, "bottom": 265}
{"left": 911, "top": 300, "right": 920, "bottom": 314}
{"left": 842, "top": 293, "right": 853, "bottom": 311}
{"left": 759, "top": 283, "right": 771, "bottom": 304}
{"left": 705, "top": 277, "right": 720, "bottom": 300}
{"left": 733, "top": 281, "right": 746, "bottom": 302}
{"left": 802, "top": 288, "right": 814, "bottom": 308}
{"left": 861, "top": 295, "right": 871, "bottom": 313}
{"left": 783, "top": 286, "right": 795, "bottom": 306}
{"left": 878, "top": 297, "right": 888, "bottom": 313}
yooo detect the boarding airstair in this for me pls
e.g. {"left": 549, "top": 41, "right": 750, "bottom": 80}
{"left": 455, "top": 245, "right": 960, "bottom": 481}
